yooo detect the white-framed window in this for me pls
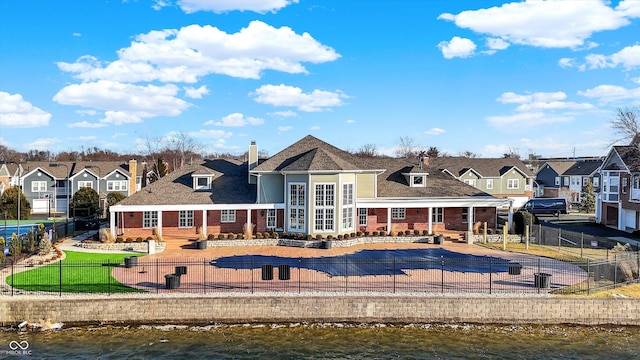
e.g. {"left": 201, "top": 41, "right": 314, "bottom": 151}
{"left": 107, "top": 180, "right": 128, "bottom": 191}
{"left": 342, "top": 183, "right": 354, "bottom": 231}
{"left": 143, "top": 211, "right": 158, "bottom": 228}
{"left": 592, "top": 177, "right": 600, "bottom": 188}
{"left": 266, "top": 209, "right": 276, "bottom": 229}
{"left": 31, "top": 181, "right": 47, "bottom": 192}
{"left": 486, "top": 179, "right": 493, "bottom": 190}
{"left": 462, "top": 208, "right": 469, "bottom": 223}
{"left": 289, "top": 183, "right": 306, "bottom": 231}
{"left": 391, "top": 208, "right": 405, "bottom": 220}
{"left": 464, "top": 179, "right": 476, "bottom": 187}
{"left": 432, "top": 207, "right": 444, "bottom": 223}
{"left": 221, "top": 209, "right": 236, "bottom": 223}
{"left": 179, "top": 210, "right": 193, "bottom": 228}
{"left": 563, "top": 176, "right": 569, "bottom": 186}
{"left": 507, "top": 179, "right": 519, "bottom": 189}
{"left": 193, "top": 176, "right": 212, "bottom": 190}
{"left": 314, "top": 183, "right": 335, "bottom": 232}
{"left": 78, "top": 181, "right": 93, "bottom": 189}
{"left": 555, "top": 176, "right": 560, "bottom": 186}
{"left": 411, "top": 175, "right": 425, "bottom": 187}
{"left": 358, "top": 208, "right": 367, "bottom": 226}
{"left": 602, "top": 171, "right": 619, "bottom": 202}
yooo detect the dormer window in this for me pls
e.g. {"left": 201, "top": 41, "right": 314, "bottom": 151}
{"left": 411, "top": 175, "right": 425, "bottom": 187}
{"left": 193, "top": 175, "right": 213, "bottom": 190}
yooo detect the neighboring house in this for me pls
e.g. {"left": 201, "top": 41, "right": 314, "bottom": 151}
{"left": 109, "top": 136, "right": 512, "bottom": 240}
{"left": 427, "top": 157, "right": 535, "bottom": 208}
{"left": 597, "top": 136, "right": 640, "bottom": 231}
{"left": 0, "top": 163, "right": 23, "bottom": 195}
{"left": 18, "top": 160, "right": 141, "bottom": 216}
{"left": 563, "top": 160, "right": 602, "bottom": 204}
{"left": 535, "top": 161, "right": 576, "bottom": 198}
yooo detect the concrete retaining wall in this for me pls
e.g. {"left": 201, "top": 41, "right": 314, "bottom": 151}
{"left": 1, "top": 295, "right": 638, "bottom": 326}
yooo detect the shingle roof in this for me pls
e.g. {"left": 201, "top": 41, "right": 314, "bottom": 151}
{"left": 428, "top": 157, "right": 534, "bottom": 178}
{"left": 563, "top": 160, "right": 602, "bottom": 176}
{"left": 252, "top": 135, "right": 368, "bottom": 172}
{"left": 542, "top": 161, "right": 576, "bottom": 175}
{"left": 20, "top": 161, "right": 141, "bottom": 178}
{"left": 118, "top": 159, "right": 256, "bottom": 206}
{"left": 611, "top": 146, "right": 640, "bottom": 172}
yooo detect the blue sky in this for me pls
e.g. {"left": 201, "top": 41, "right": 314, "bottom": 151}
{"left": 1, "top": 0, "right": 639, "bottom": 159}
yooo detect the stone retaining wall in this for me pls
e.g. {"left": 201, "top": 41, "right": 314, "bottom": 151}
{"left": 1, "top": 295, "right": 638, "bottom": 326}
{"left": 469, "top": 234, "right": 523, "bottom": 244}
{"left": 78, "top": 241, "right": 167, "bottom": 253}
{"left": 203, "top": 236, "right": 434, "bottom": 249}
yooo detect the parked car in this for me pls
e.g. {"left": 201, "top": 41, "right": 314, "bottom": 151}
{"left": 519, "top": 198, "right": 568, "bottom": 217}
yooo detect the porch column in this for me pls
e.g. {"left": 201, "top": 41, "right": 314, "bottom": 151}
{"left": 247, "top": 209, "right": 252, "bottom": 229}
{"left": 386, "top": 208, "right": 391, "bottom": 234}
{"left": 110, "top": 210, "right": 116, "bottom": 238}
{"left": 202, "top": 210, "right": 207, "bottom": 234}
{"left": 157, "top": 210, "right": 163, "bottom": 237}
{"left": 507, "top": 201, "right": 513, "bottom": 231}
{"left": 428, "top": 207, "right": 433, "bottom": 234}
{"left": 618, "top": 202, "right": 624, "bottom": 231}
{"left": 467, "top": 206, "right": 474, "bottom": 232}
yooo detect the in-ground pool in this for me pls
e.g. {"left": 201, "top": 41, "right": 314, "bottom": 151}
{"left": 211, "top": 248, "right": 515, "bottom": 276}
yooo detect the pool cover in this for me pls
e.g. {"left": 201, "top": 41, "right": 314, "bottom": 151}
{"left": 210, "top": 248, "right": 513, "bottom": 276}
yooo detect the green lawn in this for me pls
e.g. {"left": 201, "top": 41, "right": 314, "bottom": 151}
{"left": 6, "top": 251, "right": 145, "bottom": 293}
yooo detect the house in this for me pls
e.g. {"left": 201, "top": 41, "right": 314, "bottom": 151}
{"left": 562, "top": 160, "right": 602, "bottom": 204}
{"left": 597, "top": 136, "right": 640, "bottom": 230}
{"left": 18, "top": 160, "right": 141, "bottom": 216}
{"left": 109, "top": 136, "right": 512, "bottom": 240}
{"left": 427, "top": 157, "right": 535, "bottom": 208}
{"left": 0, "top": 162, "right": 23, "bottom": 195}
{"left": 534, "top": 161, "right": 576, "bottom": 198}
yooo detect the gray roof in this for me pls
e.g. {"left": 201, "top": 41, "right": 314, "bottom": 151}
{"left": 563, "top": 160, "right": 602, "bottom": 176}
{"left": 118, "top": 159, "right": 256, "bottom": 206}
{"left": 428, "top": 157, "right": 534, "bottom": 178}
{"left": 609, "top": 145, "right": 640, "bottom": 172}
{"left": 20, "top": 161, "right": 142, "bottom": 178}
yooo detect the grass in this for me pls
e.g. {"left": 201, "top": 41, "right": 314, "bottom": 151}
{"left": 480, "top": 242, "right": 587, "bottom": 261}
{"left": 6, "top": 251, "right": 145, "bottom": 293}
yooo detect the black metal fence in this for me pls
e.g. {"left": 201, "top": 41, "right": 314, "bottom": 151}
{"left": 528, "top": 223, "right": 639, "bottom": 259}
{"left": 3, "top": 253, "right": 638, "bottom": 296}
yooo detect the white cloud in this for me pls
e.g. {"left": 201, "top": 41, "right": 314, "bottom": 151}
{"left": 53, "top": 80, "right": 190, "bottom": 124}
{"left": 583, "top": 44, "right": 640, "bottom": 70}
{"left": 346, "top": 119, "right": 355, "bottom": 124}
{"left": 175, "top": 0, "right": 299, "bottom": 14}
{"left": 578, "top": 84, "right": 640, "bottom": 104}
{"left": 437, "top": 36, "right": 476, "bottom": 59}
{"left": 25, "top": 137, "right": 61, "bottom": 151}
{"left": 425, "top": 127, "right": 446, "bottom": 135}
{"left": 184, "top": 85, "right": 209, "bottom": 99}
{"left": 486, "top": 112, "right": 573, "bottom": 127}
{"left": 486, "top": 37, "right": 509, "bottom": 50}
{"left": 251, "top": 84, "right": 348, "bottom": 112}
{"left": 67, "top": 121, "right": 107, "bottom": 128}
{"left": 558, "top": 58, "right": 576, "bottom": 68}
{"left": 496, "top": 91, "right": 594, "bottom": 112}
{"left": 152, "top": 0, "right": 171, "bottom": 11}
{"left": 269, "top": 110, "right": 298, "bottom": 118}
{"left": 187, "top": 129, "right": 233, "bottom": 139}
{"left": 277, "top": 126, "right": 292, "bottom": 133}
{"left": 482, "top": 144, "right": 511, "bottom": 157}
{"left": 438, "top": 0, "right": 638, "bottom": 49}
{"left": 204, "top": 112, "right": 265, "bottom": 127}
{"left": 72, "top": 32, "right": 82, "bottom": 37}
{"left": 75, "top": 109, "right": 97, "bottom": 116}
{"left": 0, "top": 91, "right": 51, "bottom": 128}
{"left": 112, "top": 132, "right": 127, "bottom": 139}
{"left": 57, "top": 21, "right": 339, "bottom": 82}
{"left": 78, "top": 135, "right": 97, "bottom": 140}
{"left": 310, "top": 125, "right": 320, "bottom": 131}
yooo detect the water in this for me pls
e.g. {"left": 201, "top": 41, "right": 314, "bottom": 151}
{"left": 3, "top": 324, "right": 639, "bottom": 359}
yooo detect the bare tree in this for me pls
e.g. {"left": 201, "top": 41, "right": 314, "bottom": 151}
{"left": 426, "top": 146, "right": 441, "bottom": 158}
{"left": 502, "top": 148, "right": 520, "bottom": 159}
{"left": 459, "top": 150, "right": 478, "bottom": 158}
{"left": 353, "top": 143, "right": 379, "bottom": 158}
{"left": 164, "top": 132, "right": 202, "bottom": 168}
{"left": 610, "top": 106, "right": 640, "bottom": 145}
{"left": 394, "top": 136, "right": 420, "bottom": 158}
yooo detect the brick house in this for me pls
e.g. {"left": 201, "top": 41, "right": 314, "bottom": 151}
{"left": 110, "top": 136, "right": 512, "bottom": 239}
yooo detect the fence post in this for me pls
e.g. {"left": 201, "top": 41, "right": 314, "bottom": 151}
{"left": 558, "top": 228, "right": 561, "bottom": 252}
{"left": 345, "top": 255, "right": 348, "bottom": 293}
{"left": 108, "top": 259, "right": 111, "bottom": 295}
{"left": 251, "top": 256, "right": 254, "bottom": 294}
{"left": 537, "top": 258, "right": 541, "bottom": 294}
{"left": 525, "top": 225, "right": 529, "bottom": 250}
{"left": 614, "top": 254, "right": 618, "bottom": 289}
{"left": 203, "top": 258, "right": 206, "bottom": 295}
{"left": 441, "top": 255, "right": 444, "bottom": 293}
{"left": 59, "top": 257, "right": 62, "bottom": 296}
{"left": 581, "top": 233, "right": 584, "bottom": 259}
{"left": 298, "top": 258, "right": 301, "bottom": 294}
{"left": 587, "top": 258, "right": 590, "bottom": 295}
{"left": 11, "top": 258, "right": 14, "bottom": 297}
{"left": 156, "top": 259, "right": 159, "bottom": 294}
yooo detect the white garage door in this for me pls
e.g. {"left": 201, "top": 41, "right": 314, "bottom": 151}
{"left": 32, "top": 199, "right": 49, "bottom": 214}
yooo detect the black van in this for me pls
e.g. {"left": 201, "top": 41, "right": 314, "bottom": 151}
{"left": 519, "top": 198, "right": 568, "bottom": 217}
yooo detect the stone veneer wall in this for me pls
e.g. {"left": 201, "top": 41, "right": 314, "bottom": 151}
{"left": 78, "top": 241, "right": 167, "bottom": 253}
{"left": 203, "top": 236, "right": 434, "bottom": 249}
{"left": 1, "top": 295, "right": 638, "bottom": 326}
